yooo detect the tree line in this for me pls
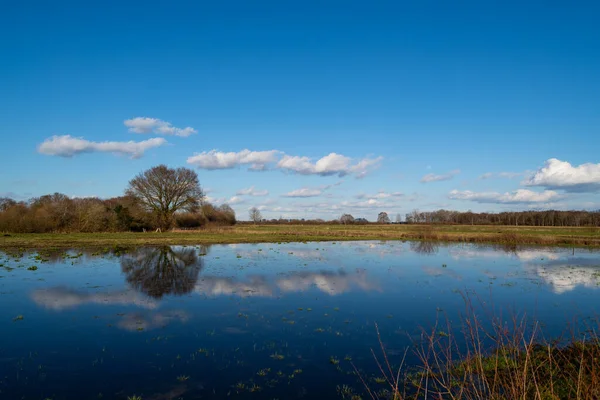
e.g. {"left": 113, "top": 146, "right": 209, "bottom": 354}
{"left": 404, "top": 209, "right": 600, "bottom": 227}
{"left": 0, "top": 165, "right": 236, "bottom": 233}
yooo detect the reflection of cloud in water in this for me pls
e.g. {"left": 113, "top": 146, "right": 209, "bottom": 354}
{"left": 449, "top": 247, "right": 561, "bottom": 262}
{"left": 31, "top": 287, "right": 157, "bottom": 310}
{"left": 117, "top": 310, "right": 189, "bottom": 331}
{"left": 281, "top": 249, "right": 324, "bottom": 259}
{"left": 350, "top": 242, "right": 405, "bottom": 258}
{"left": 515, "top": 250, "right": 560, "bottom": 262}
{"left": 277, "top": 270, "right": 378, "bottom": 295}
{"left": 194, "top": 270, "right": 378, "bottom": 297}
{"left": 529, "top": 258, "right": 600, "bottom": 294}
{"left": 195, "top": 276, "right": 273, "bottom": 297}
{"left": 421, "top": 266, "right": 462, "bottom": 280}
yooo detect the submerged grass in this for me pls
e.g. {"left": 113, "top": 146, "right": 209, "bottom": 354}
{"left": 1, "top": 224, "right": 600, "bottom": 249}
{"left": 353, "top": 294, "right": 600, "bottom": 400}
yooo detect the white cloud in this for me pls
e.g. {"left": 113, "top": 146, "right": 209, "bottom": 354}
{"left": 448, "top": 189, "right": 561, "bottom": 204}
{"left": 227, "top": 196, "right": 245, "bottom": 205}
{"left": 205, "top": 195, "right": 246, "bottom": 205}
{"left": 187, "top": 149, "right": 382, "bottom": 178}
{"left": 236, "top": 186, "right": 269, "bottom": 196}
{"left": 479, "top": 172, "right": 522, "bottom": 180}
{"left": 349, "top": 156, "right": 384, "bottom": 178}
{"left": 277, "top": 153, "right": 382, "bottom": 178}
{"left": 282, "top": 181, "right": 343, "bottom": 198}
{"left": 523, "top": 158, "right": 600, "bottom": 192}
{"left": 38, "top": 135, "right": 167, "bottom": 159}
{"left": 355, "top": 191, "right": 404, "bottom": 200}
{"left": 124, "top": 117, "right": 197, "bottom": 137}
{"left": 284, "top": 188, "right": 324, "bottom": 198}
{"left": 421, "top": 169, "right": 460, "bottom": 183}
{"left": 187, "top": 149, "right": 280, "bottom": 170}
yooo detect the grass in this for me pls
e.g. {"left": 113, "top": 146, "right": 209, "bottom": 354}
{"left": 352, "top": 294, "right": 600, "bottom": 400}
{"left": 1, "top": 224, "right": 600, "bottom": 249}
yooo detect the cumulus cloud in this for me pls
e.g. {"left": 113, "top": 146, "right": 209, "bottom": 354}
{"left": 236, "top": 186, "right": 269, "bottom": 196}
{"left": 124, "top": 117, "right": 197, "bottom": 137}
{"left": 448, "top": 189, "right": 561, "bottom": 204}
{"left": 38, "top": 135, "right": 167, "bottom": 159}
{"left": 278, "top": 153, "right": 382, "bottom": 178}
{"left": 421, "top": 169, "right": 460, "bottom": 183}
{"left": 187, "top": 149, "right": 382, "bottom": 178}
{"left": 479, "top": 172, "right": 522, "bottom": 180}
{"left": 523, "top": 158, "right": 600, "bottom": 192}
{"left": 187, "top": 149, "right": 280, "bottom": 170}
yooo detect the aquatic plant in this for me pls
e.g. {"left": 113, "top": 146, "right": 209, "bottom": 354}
{"left": 249, "top": 384, "right": 262, "bottom": 392}
{"left": 257, "top": 368, "right": 270, "bottom": 376}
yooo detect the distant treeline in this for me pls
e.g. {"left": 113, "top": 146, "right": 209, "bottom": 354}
{"left": 240, "top": 209, "right": 600, "bottom": 227}
{"left": 0, "top": 193, "right": 236, "bottom": 233}
{"left": 248, "top": 209, "right": 600, "bottom": 227}
{"left": 403, "top": 209, "right": 600, "bottom": 226}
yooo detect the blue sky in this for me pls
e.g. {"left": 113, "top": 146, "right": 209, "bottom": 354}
{"left": 1, "top": 0, "right": 599, "bottom": 220}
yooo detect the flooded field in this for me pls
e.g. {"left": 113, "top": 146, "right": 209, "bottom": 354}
{"left": 0, "top": 241, "right": 599, "bottom": 399}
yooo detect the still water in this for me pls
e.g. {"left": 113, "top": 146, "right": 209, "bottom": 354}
{"left": 0, "top": 241, "right": 599, "bottom": 399}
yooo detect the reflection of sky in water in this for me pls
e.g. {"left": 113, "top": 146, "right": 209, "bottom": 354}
{"left": 0, "top": 242, "right": 599, "bottom": 399}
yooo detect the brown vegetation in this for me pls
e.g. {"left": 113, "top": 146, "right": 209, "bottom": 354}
{"left": 354, "top": 295, "right": 600, "bottom": 399}
{"left": 0, "top": 193, "right": 235, "bottom": 233}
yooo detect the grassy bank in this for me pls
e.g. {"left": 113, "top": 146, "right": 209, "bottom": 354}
{"left": 1, "top": 224, "right": 600, "bottom": 249}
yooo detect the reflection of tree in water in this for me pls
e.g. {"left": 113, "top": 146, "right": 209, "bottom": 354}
{"left": 121, "top": 246, "right": 207, "bottom": 298}
{"left": 410, "top": 241, "right": 439, "bottom": 255}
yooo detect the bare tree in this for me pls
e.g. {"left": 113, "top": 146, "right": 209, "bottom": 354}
{"left": 249, "top": 207, "right": 262, "bottom": 223}
{"left": 126, "top": 165, "right": 204, "bottom": 231}
{"left": 0, "top": 197, "right": 17, "bottom": 212}
{"left": 340, "top": 214, "right": 355, "bottom": 225}
{"left": 395, "top": 213, "right": 402, "bottom": 223}
{"left": 377, "top": 211, "right": 391, "bottom": 224}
